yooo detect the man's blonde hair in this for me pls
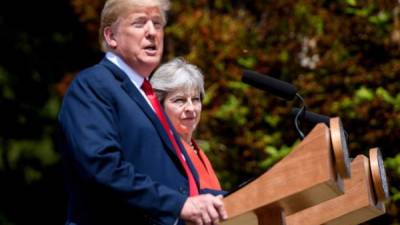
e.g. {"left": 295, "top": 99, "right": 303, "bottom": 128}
{"left": 99, "top": 0, "right": 170, "bottom": 51}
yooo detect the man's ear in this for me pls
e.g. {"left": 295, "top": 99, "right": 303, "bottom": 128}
{"left": 103, "top": 26, "right": 117, "bottom": 48}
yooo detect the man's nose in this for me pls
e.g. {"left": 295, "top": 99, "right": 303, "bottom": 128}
{"left": 145, "top": 21, "right": 157, "bottom": 36}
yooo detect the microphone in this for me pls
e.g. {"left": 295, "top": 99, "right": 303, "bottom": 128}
{"left": 242, "top": 70, "right": 298, "bottom": 101}
{"left": 291, "top": 107, "right": 330, "bottom": 126}
{"left": 291, "top": 107, "right": 349, "bottom": 141}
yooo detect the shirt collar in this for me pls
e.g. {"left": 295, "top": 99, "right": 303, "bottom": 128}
{"left": 105, "top": 52, "right": 147, "bottom": 88}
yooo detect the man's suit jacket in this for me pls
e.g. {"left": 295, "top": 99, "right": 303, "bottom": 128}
{"left": 58, "top": 58, "right": 200, "bottom": 225}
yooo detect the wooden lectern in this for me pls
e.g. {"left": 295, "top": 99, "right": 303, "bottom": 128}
{"left": 222, "top": 118, "right": 351, "bottom": 225}
{"left": 222, "top": 118, "right": 388, "bottom": 225}
{"left": 285, "top": 152, "right": 386, "bottom": 225}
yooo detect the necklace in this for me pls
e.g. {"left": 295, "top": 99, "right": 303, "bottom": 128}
{"left": 189, "top": 141, "right": 199, "bottom": 155}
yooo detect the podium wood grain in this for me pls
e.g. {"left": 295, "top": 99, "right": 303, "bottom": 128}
{"left": 222, "top": 123, "right": 344, "bottom": 224}
{"left": 285, "top": 155, "right": 386, "bottom": 225}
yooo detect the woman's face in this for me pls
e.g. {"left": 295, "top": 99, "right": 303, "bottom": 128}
{"left": 163, "top": 88, "right": 202, "bottom": 140}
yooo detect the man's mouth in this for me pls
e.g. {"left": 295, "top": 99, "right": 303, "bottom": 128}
{"left": 144, "top": 45, "right": 156, "bottom": 50}
{"left": 144, "top": 44, "right": 157, "bottom": 54}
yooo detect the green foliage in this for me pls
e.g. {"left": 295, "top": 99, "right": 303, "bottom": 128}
{"left": 237, "top": 56, "right": 257, "bottom": 69}
{"left": 376, "top": 87, "right": 400, "bottom": 111}
{"left": 369, "top": 11, "right": 391, "bottom": 25}
{"left": 345, "top": 0, "right": 358, "bottom": 7}
{"left": 165, "top": 1, "right": 400, "bottom": 223}
{"left": 7, "top": 137, "right": 59, "bottom": 182}
{"left": 40, "top": 96, "right": 62, "bottom": 119}
{"left": 264, "top": 114, "right": 281, "bottom": 128}
{"left": 214, "top": 94, "right": 249, "bottom": 126}
{"left": 0, "top": 212, "right": 14, "bottom": 225}
{"left": 386, "top": 154, "right": 400, "bottom": 178}
{"left": 2, "top": 0, "right": 400, "bottom": 224}
{"left": 355, "top": 86, "right": 374, "bottom": 102}
{"left": 0, "top": 67, "right": 14, "bottom": 100}
{"left": 344, "top": 4, "right": 374, "bottom": 17}
{"left": 259, "top": 142, "right": 297, "bottom": 170}
{"left": 391, "top": 187, "right": 400, "bottom": 203}
{"left": 386, "top": 154, "right": 400, "bottom": 204}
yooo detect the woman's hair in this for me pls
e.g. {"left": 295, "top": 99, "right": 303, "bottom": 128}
{"left": 99, "top": 0, "right": 170, "bottom": 51}
{"left": 150, "top": 58, "right": 205, "bottom": 104}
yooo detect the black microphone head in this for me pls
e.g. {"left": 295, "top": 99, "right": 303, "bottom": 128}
{"left": 291, "top": 108, "right": 330, "bottom": 126}
{"left": 242, "top": 70, "right": 297, "bottom": 101}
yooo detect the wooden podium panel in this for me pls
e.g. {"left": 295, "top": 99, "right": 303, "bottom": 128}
{"left": 285, "top": 155, "right": 386, "bottom": 225}
{"left": 222, "top": 123, "right": 345, "bottom": 224}
{"left": 221, "top": 207, "right": 284, "bottom": 225}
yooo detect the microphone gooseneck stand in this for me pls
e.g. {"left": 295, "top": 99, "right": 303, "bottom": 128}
{"left": 293, "top": 93, "right": 307, "bottom": 140}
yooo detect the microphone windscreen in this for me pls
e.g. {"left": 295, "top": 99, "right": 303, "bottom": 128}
{"left": 291, "top": 108, "right": 330, "bottom": 126}
{"left": 242, "top": 70, "right": 297, "bottom": 100}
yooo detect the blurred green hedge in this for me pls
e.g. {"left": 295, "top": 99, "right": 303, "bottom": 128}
{"left": 0, "top": 0, "right": 399, "bottom": 224}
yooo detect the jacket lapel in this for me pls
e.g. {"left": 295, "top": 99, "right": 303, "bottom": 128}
{"left": 174, "top": 134, "right": 200, "bottom": 187}
{"left": 99, "top": 58, "right": 175, "bottom": 155}
{"left": 100, "top": 58, "right": 200, "bottom": 186}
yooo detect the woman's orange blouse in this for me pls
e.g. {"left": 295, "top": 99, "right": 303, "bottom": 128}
{"left": 181, "top": 138, "right": 222, "bottom": 190}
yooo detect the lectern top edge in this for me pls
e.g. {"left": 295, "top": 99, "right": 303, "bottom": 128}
{"left": 329, "top": 117, "right": 351, "bottom": 178}
{"left": 369, "top": 147, "right": 390, "bottom": 203}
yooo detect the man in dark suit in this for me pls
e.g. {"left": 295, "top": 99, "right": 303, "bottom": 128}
{"left": 58, "top": 0, "right": 227, "bottom": 224}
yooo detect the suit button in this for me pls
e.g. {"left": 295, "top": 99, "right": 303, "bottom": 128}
{"left": 179, "top": 186, "right": 188, "bottom": 195}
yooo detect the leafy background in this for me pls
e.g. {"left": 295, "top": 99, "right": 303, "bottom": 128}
{"left": 0, "top": 0, "right": 399, "bottom": 224}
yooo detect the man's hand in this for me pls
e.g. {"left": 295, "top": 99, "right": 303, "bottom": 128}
{"left": 180, "top": 194, "right": 228, "bottom": 225}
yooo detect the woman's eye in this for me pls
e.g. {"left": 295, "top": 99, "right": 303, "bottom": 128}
{"left": 192, "top": 97, "right": 201, "bottom": 103}
{"left": 173, "top": 98, "right": 185, "bottom": 103}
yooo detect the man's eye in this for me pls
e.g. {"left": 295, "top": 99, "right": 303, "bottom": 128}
{"left": 133, "top": 22, "right": 145, "bottom": 28}
{"left": 152, "top": 20, "right": 164, "bottom": 29}
{"left": 132, "top": 19, "right": 146, "bottom": 27}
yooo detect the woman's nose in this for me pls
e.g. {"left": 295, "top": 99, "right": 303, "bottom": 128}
{"left": 184, "top": 100, "right": 195, "bottom": 111}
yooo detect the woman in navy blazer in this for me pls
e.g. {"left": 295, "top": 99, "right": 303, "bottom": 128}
{"left": 58, "top": 0, "right": 227, "bottom": 224}
{"left": 151, "top": 58, "right": 225, "bottom": 194}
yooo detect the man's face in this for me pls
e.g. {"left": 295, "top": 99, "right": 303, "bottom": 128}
{"left": 105, "top": 6, "right": 164, "bottom": 77}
